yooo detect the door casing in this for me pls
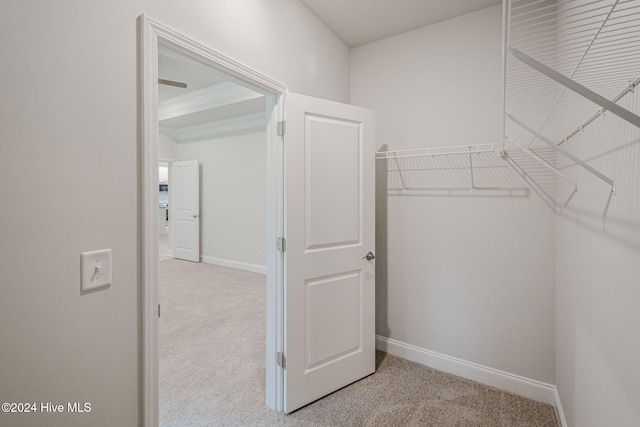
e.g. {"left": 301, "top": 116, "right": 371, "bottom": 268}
{"left": 138, "top": 14, "right": 288, "bottom": 426}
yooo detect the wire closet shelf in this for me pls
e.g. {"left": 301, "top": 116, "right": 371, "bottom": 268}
{"left": 376, "top": 144, "right": 497, "bottom": 193}
{"left": 502, "top": 0, "right": 640, "bottom": 195}
{"left": 375, "top": 144, "right": 494, "bottom": 160}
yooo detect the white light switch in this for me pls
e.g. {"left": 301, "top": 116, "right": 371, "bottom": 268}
{"left": 81, "top": 249, "right": 112, "bottom": 293}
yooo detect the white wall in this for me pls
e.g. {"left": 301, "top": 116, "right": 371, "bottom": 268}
{"left": 159, "top": 135, "right": 179, "bottom": 160}
{"left": 0, "top": 1, "right": 348, "bottom": 425}
{"left": 143, "top": 0, "right": 350, "bottom": 104}
{"left": 554, "top": 58, "right": 640, "bottom": 427}
{"left": 178, "top": 131, "right": 267, "bottom": 272}
{"left": 351, "top": 5, "right": 556, "bottom": 384}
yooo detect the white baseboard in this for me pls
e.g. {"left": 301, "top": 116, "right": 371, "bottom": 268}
{"left": 376, "top": 335, "right": 559, "bottom": 409}
{"left": 201, "top": 255, "right": 266, "bottom": 275}
{"left": 553, "top": 387, "right": 568, "bottom": 427}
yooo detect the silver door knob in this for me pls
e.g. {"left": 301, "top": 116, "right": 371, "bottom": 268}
{"left": 362, "top": 251, "right": 375, "bottom": 261}
{"left": 190, "top": 214, "right": 199, "bottom": 218}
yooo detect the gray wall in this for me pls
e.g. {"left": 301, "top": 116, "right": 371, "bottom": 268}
{"left": 350, "top": 5, "right": 556, "bottom": 384}
{"left": 554, "top": 48, "right": 640, "bottom": 427}
{"left": 0, "top": 1, "right": 349, "bottom": 425}
{"left": 550, "top": 1, "right": 640, "bottom": 423}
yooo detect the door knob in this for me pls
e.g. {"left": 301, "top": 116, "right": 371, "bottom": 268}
{"left": 190, "top": 214, "right": 199, "bottom": 219}
{"left": 362, "top": 251, "right": 375, "bottom": 261}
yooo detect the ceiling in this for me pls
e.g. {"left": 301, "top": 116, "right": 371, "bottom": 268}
{"left": 158, "top": 51, "right": 229, "bottom": 101}
{"left": 298, "top": 0, "right": 502, "bottom": 47}
{"left": 158, "top": 48, "right": 266, "bottom": 141}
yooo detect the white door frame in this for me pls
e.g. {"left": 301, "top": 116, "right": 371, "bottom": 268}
{"left": 138, "top": 14, "right": 287, "bottom": 426}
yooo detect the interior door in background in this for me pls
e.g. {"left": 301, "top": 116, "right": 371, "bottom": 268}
{"left": 170, "top": 159, "right": 200, "bottom": 262}
{"left": 283, "top": 92, "right": 376, "bottom": 413}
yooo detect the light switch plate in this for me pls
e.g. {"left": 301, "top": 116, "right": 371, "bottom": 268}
{"left": 81, "top": 249, "right": 112, "bottom": 293}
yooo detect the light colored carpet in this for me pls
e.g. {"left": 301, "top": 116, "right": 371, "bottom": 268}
{"left": 159, "top": 258, "right": 557, "bottom": 426}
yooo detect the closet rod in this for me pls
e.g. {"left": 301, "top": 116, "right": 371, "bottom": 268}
{"left": 504, "top": 137, "right": 578, "bottom": 190}
{"left": 560, "top": 76, "right": 640, "bottom": 145}
{"left": 506, "top": 113, "right": 615, "bottom": 191}
{"left": 510, "top": 46, "right": 640, "bottom": 128}
{"left": 376, "top": 144, "right": 493, "bottom": 160}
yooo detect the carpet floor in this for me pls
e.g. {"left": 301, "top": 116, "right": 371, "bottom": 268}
{"left": 159, "top": 258, "right": 557, "bottom": 426}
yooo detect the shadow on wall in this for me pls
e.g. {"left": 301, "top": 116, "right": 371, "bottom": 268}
{"left": 503, "top": 146, "right": 558, "bottom": 210}
{"left": 375, "top": 144, "right": 390, "bottom": 338}
{"left": 373, "top": 143, "right": 556, "bottom": 339}
{"left": 482, "top": 134, "right": 640, "bottom": 253}
{"left": 556, "top": 136, "right": 640, "bottom": 254}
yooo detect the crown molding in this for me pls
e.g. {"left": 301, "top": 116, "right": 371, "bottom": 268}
{"left": 158, "top": 81, "right": 263, "bottom": 121}
{"left": 159, "top": 112, "right": 266, "bottom": 142}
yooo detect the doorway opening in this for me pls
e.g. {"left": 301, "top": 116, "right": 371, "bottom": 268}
{"left": 139, "top": 15, "right": 287, "bottom": 426}
{"left": 157, "top": 44, "right": 271, "bottom": 423}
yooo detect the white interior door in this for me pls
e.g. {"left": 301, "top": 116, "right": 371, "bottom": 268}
{"left": 170, "top": 160, "right": 200, "bottom": 262}
{"left": 283, "top": 93, "right": 375, "bottom": 413}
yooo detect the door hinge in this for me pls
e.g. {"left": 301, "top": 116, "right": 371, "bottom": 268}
{"left": 158, "top": 304, "right": 161, "bottom": 318}
{"left": 277, "top": 352, "right": 286, "bottom": 369}
{"left": 277, "top": 121, "right": 286, "bottom": 136}
{"left": 276, "top": 237, "right": 286, "bottom": 252}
